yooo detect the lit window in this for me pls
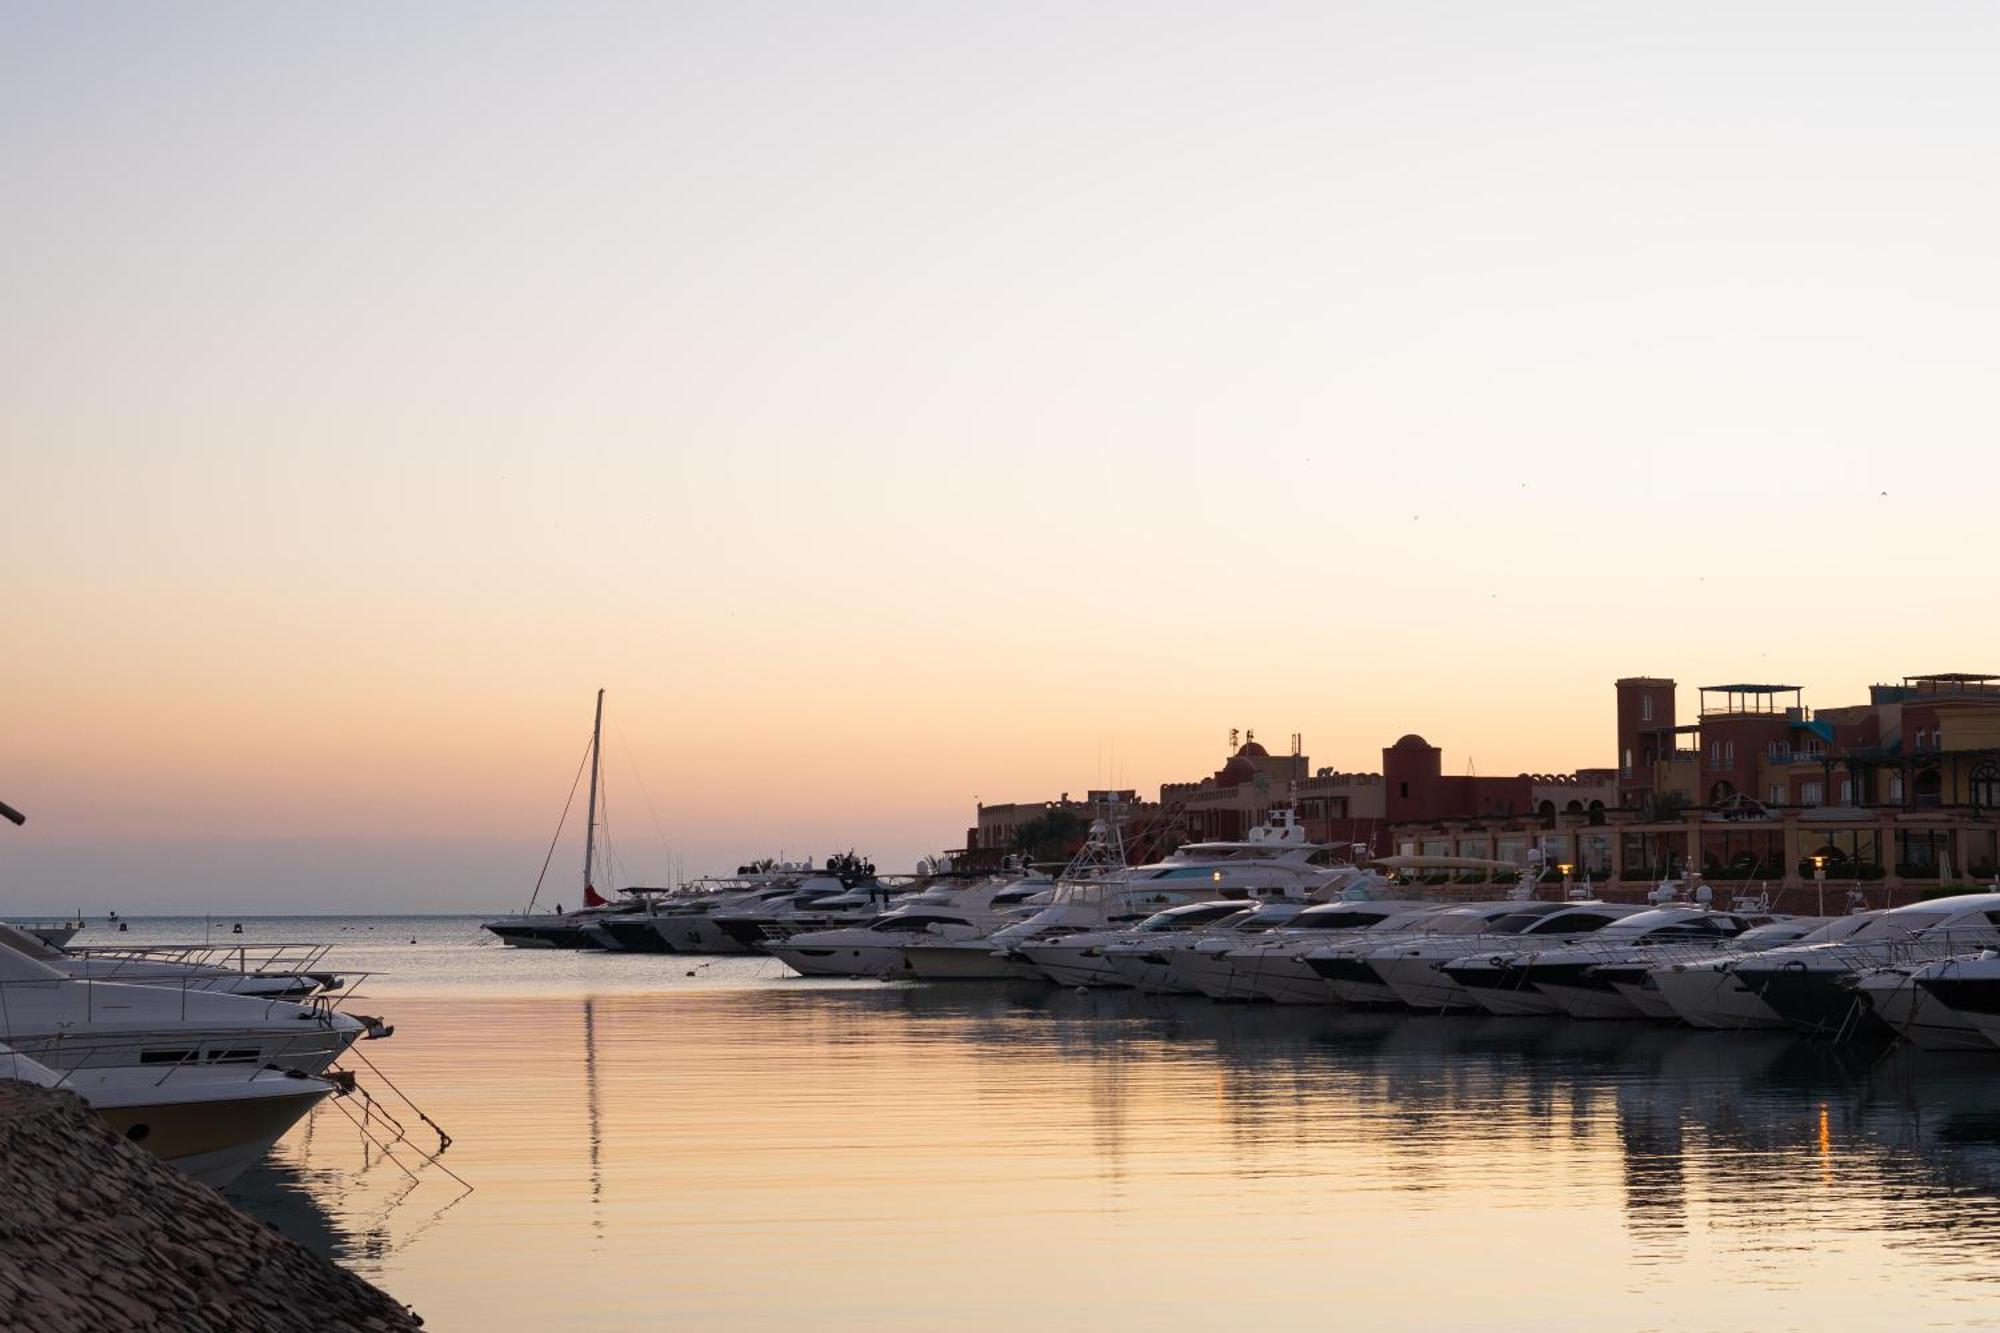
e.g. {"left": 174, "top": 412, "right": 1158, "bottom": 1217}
{"left": 1641, "top": 695, "right": 1654, "bottom": 723}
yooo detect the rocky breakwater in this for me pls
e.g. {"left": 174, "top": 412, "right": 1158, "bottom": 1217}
{"left": 0, "top": 1080, "right": 421, "bottom": 1331}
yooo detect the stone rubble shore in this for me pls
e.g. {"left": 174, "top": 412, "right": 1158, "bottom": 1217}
{"left": 0, "top": 1081, "right": 422, "bottom": 1332}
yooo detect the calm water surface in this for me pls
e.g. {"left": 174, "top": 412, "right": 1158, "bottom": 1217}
{"left": 65, "top": 918, "right": 2000, "bottom": 1329}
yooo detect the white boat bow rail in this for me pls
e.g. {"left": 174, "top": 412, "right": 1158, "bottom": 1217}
{"left": 63, "top": 941, "right": 344, "bottom": 986}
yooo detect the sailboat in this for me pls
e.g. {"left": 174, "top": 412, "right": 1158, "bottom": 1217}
{"left": 483, "top": 690, "right": 647, "bottom": 949}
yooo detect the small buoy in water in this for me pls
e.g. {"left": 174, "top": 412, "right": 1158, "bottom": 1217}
{"left": 118, "top": 922, "right": 128, "bottom": 933}
{"left": 232, "top": 923, "right": 243, "bottom": 934}
{"left": 410, "top": 937, "right": 417, "bottom": 944}
{"left": 686, "top": 970, "right": 696, "bottom": 977}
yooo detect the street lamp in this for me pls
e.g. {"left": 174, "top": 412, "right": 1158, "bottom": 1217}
{"left": 1811, "top": 854, "right": 1826, "bottom": 917}
{"left": 1558, "top": 863, "right": 1574, "bottom": 899}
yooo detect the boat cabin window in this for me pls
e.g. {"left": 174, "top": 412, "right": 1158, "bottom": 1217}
{"left": 865, "top": 913, "right": 963, "bottom": 934}
{"left": 1133, "top": 904, "right": 1252, "bottom": 932}
{"left": 1289, "top": 909, "right": 1393, "bottom": 930}
{"left": 1525, "top": 912, "right": 1620, "bottom": 934}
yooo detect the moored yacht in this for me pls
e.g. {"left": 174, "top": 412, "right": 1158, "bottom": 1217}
{"left": 484, "top": 689, "right": 661, "bottom": 949}
{"left": 766, "top": 876, "right": 1049, "bottom": 978}
{"left": 1458, "top": 906, "right": 1775, "bottom": 1021}
{"left": 1021, "top": 899, "right": 1262, "bottom": 988}
{"left": 1599, "top": 917, "right": 1828, "bottom": 1020}
{"left": 1907, "top": 951, "right": 2000, "bottom": 1051}
{"left": 1101, "top": 899, "right": 1327, "bottom": 994}
{"left": 3, "top": 1042, "right": 338, "bottom": 1187}
{"left": 1650, "top": 913, "right": 1883, "bottom": 1030}
{"left": 1202, "top": 900, "right": 1447, "bottom": 1004}
{"left": 1369, "top": 901, "right": 1629, "bottom": 1013}
{"left": 0, "top": 945, "right": 380, "bottom": 1075}
{"left": 1299, "top": 900, "right": 1568, "bottom": 1007}
{"left": 1847, "top": 959, "right": 1997, "bottom": 1051}
{"left": 1728, "top": 892, "right": 2000, "bottom": 1036}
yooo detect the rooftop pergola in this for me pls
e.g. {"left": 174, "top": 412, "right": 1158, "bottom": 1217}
{"left": 1699, "top": 683, "right": 1803, "bottom": 717}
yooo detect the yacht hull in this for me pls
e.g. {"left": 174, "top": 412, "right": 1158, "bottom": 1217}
{"left": 94, "top": 1085, "right": 330, "bottom": 1188}
{"left": 1101, "top": 951, "right": 1178, "bottom": 993}
{"left": 1735, "top": 968, "right": 1881, "bottom": 1039}
{"left": 1303, "top": 954, "right": 1403, "bottom": 1007}
{"left": 767, "top": 943, "right": 906, "bottom": 978}
{"left": 1538, "top": 981, "right": 1644, "bottom": 1021}
{"left": 1651, "top": 966, "right": 1787, "bottom": 1029}
{"left": 594, "top": 918, "right": 676, "bottom": 953}
{"left": 651, "top": 916, "right": 753, "bottom": 955}
{"left": 1018, "top": 946, "right": 1127, "bottom": 989}
{"left": 1228, "top": 952, "right": 1338, "bottom": 1005}
{"left": 1853, "top": 973, "right": 1994, "bottom": 1051}
{"left": 485, "top": 924, "right": 590, "bottom": 949}
{"left": 901, "top": 944, "right": 1038, "bottom": 980}
{"left": 1372, "top": 955, "right": 1482, "bottom": 1013}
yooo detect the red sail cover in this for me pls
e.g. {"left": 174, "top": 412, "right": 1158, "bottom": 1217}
{"left": 583, "top": 884, "right": 607, "bottom": 908}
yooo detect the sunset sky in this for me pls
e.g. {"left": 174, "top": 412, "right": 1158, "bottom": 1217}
{"left": 7, "top": 2, "right": 2000, "bottom": 911}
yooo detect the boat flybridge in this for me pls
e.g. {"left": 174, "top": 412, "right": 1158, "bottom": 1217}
{"left": 766, "top": 874, "right": 1053, "bottom": 978}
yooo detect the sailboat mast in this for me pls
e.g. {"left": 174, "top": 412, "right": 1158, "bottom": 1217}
{"left": 582, "top": 688, "right": 605, "bottom": 896}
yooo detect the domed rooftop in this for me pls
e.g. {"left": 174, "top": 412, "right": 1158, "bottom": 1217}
{"left": 1391, "top": 734, "right": 1432, "bottom": 750}
{"left": 1237, "top": 740, "right": 1269, "bottom": 758}
{"left": 1217, "top": 755, "right": 1258, "bottom": 787}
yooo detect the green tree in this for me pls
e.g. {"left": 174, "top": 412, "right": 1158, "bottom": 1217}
{"left": 1009, "top": 809, "right": 1089, "bottom": 865}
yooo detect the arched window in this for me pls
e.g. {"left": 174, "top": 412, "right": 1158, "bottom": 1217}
{"left": 1972, "top": 762, "right": 2000, "bottom": 811}
{"left": 1708, "top": 780, "right": 1736, "bottom": 804}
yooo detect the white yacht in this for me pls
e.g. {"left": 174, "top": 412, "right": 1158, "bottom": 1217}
{"left": 959, "top": 811, "right": 1371, "bottom": 986}
{"left": 1021, "top": 900, "right": 1265, "bottom": 988}
{"left": 1599, "top": 917, "right": 1828, "bottom": 1020}
{"left": 3, "top": 1042, "right": 337, "bottom": 1187}
{"left": 711, "top": 872, "right": 909, "bottom": 950}
{"left": 1194, "top": 900, "right": 1451, "bottom": 1004}
{"left": 766, "top": 877, "right": 1050, "bottom": 978}
{"left": 1727, "top": 892, "right": 2000, "bottom": 1036}
{"left": 1649, "top": 913, "right": 1882, "bottom": 1029}
{"left": 0, "top": 945, "right": 381, "bottom": 1075}
{"left": 644, "top": 873, "right": 815, "bottom": 954}
{"left": 1904, "top": 951, "right": 2000, "bottom": 1051}
{"left": 1296, "top": 900, "right": 1572, "bottom": 1007}
{"left": 1840, "top": 949, "right": 2000, "bottom": 1051}
{"left": 1451, "top": 907, "right": 1776, "bottom": 1020}
{"left": 1367, "top": 902, "right": 1638, "bottom": 1013}
{"left": 1100, "top": 900, "right": 1321, "bottom": 994}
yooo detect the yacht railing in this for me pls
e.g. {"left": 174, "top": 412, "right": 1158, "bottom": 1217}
{"left": 66, "top": 940, "right": 339, "bottom": 980}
